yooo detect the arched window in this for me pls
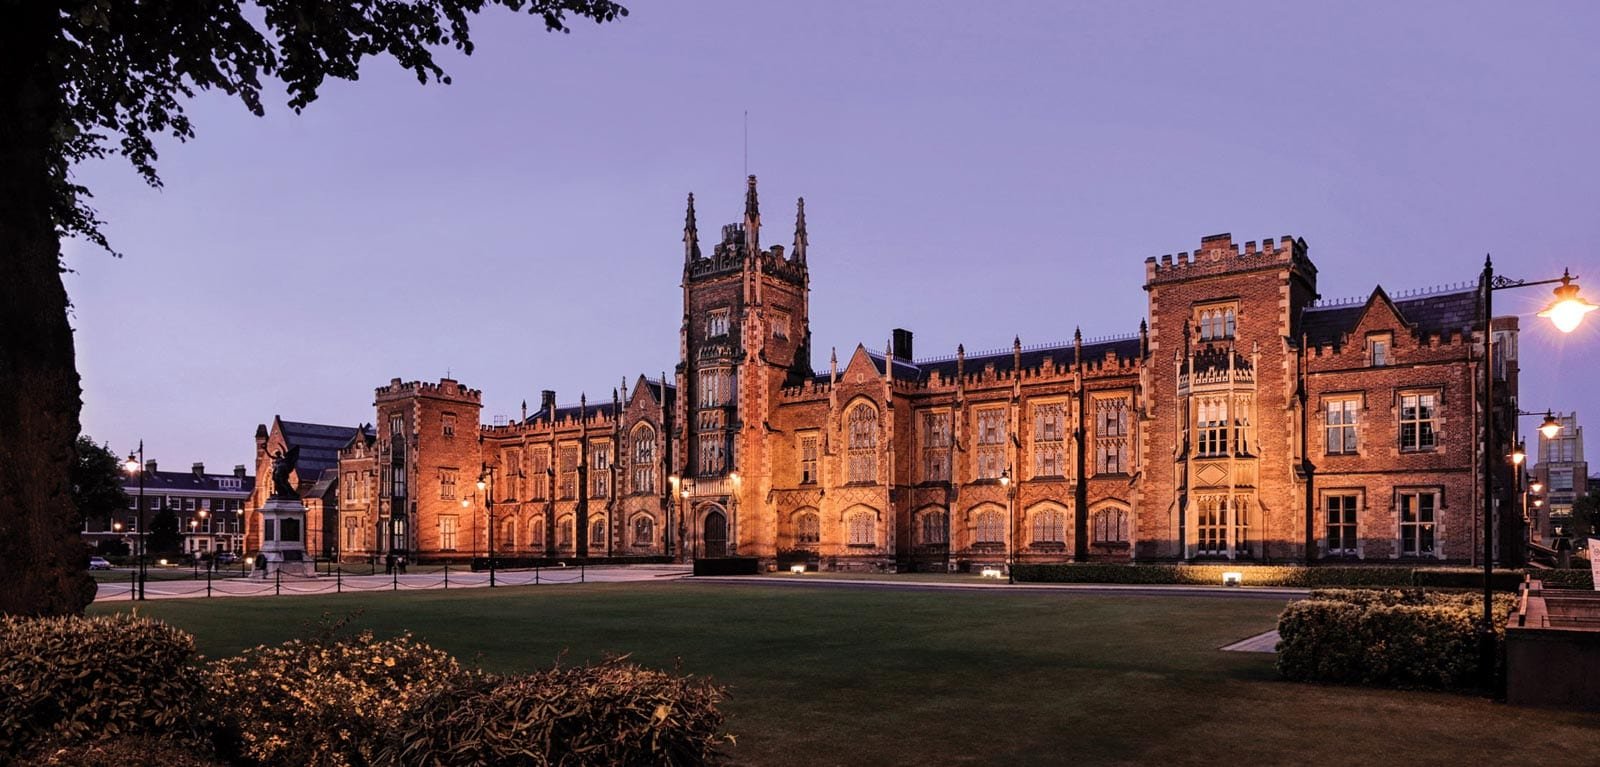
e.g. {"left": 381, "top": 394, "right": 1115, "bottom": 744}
{"left": 975, "top": 508, "right": 1006, "bottom": 545}
{"left": 632, "top": 424, "right": 656, "bottom": 494}
{"left": 499, "top": 518, "right": 516, "bottom": 551}
{"left": 918, "top": 508, "right": 948, "bottom": 545}
{"left": 529, "top": 515, "right": 545, "bottom": 550}
{"left": 591, "top": 517, "right": 606, "bottom": 549}
{"left": 848, "top": 404, "right": 878, "bottom": 483}
{"left": 1092, "top": 506, "right": 1128, "bottom": 544}
{"left": 557, "top": 515, "right": 575, "bottom": 548}
{"left": 795, "top": 511, "right": 821, "bottom": 545}
{"left": 1032, "top": 507, "right": 1066, "bottom": 544}
{"left": 847, "top": 511, "right": 875, "bottom": 546}
{"left": 632, "top": 515, "right": 654, "bottom": 546}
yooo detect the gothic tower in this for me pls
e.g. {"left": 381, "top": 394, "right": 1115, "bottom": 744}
{"left": 675, "top": 177, "right": 812, "bottom": 559}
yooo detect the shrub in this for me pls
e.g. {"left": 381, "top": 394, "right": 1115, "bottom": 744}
{"left": 1276, "top": 589, "right": 1516, "bottom": 690}
{"left": 0, "top": 614, "right": 205, "bottom": 758}
{"left": 207, "top": 629, "right": 467, "bottom": 767}
{"left": 383, "top": 658, "right": 731, "bottom": 767}
{"left": 1535, "top": 568, "right": 1595, "bottom": 589}
{"left": 1011, "top": 562, "right": 1535, "bottom": 590}
{"left": 19, "top": 734, "right": 227, "bottom": 767}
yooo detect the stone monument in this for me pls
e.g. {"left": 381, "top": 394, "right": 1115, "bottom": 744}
{"left": 252, "top": 445, "right": 316, "bottom": 578}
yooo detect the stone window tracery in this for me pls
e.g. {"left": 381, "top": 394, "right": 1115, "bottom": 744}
{"left": 848, "top": 404, "right": 878, "bottom": 484}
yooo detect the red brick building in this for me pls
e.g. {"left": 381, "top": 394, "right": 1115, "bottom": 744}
{"left": 327, "top": 177, "right": 1524, "bottom": 569}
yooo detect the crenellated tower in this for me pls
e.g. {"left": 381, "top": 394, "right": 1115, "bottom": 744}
{"left": 675, "top": 176, "right": 812, "bottom": 558}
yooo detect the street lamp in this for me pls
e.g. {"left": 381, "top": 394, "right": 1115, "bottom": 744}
{"left": 999, "top": 468, "right": 1014, "bottom": 584}
{"left": 479, "top": 465, "right": 495, "bottom": 587}
{"left": 1477, "top": 257, "right": 1591, "bottom": 685}
{"left": 667, "top": 474, "right": 679, "bottom": 560}
{"left": 123, "top": 442, "right": 145, "bottom": 600}
{"left": 1538, "top": 411, "right": 1563, "bottom": 440}
{"left": 1509, "top": 442, "right": 1526, "bottom": 466}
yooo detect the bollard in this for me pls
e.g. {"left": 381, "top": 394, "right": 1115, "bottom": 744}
{"left": 535, "top": 566, "right": 540, "bottom": 585}
{"left": 444, "top": 564, "right": 449, "bottom": 590}
{"left": 582, "top": 563, "right": 586, "bottom": 583}
{"left": 131, "top": 570, "right": 137, "bottom": 601}
{"left": 206, "top": 565, "right": 212, "bottom": 598}
{"left": 392, "top": 564, "right": 398, "bottom": 591}
{"left": 275, "top": 568, "right": 281, "bottom": 596}
{"left": 337, "top": 567, "right": 342, "bottom": 594}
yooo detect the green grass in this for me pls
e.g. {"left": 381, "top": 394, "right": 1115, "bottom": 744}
{"left": 90, "top": 582, "right": 1600, "bottom": 766}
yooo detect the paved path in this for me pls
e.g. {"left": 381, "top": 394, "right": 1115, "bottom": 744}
{"left": 691, "top": 575, "right": 1310, "bottom": 601}
{"left": 1220, "top": 629, "right": 1282, "bottom": 652}
{"left": 92, "top": 565, "right": 691, "bottom": 603}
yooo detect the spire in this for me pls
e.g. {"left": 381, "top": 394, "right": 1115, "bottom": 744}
{"left": 793, "top": 196, "right": 808, "bottom": 263}
{"left": 683, "top": 192, "right": 700, "bottom": 263}
{"left": 1074, "top": 326, "right": 1083, "bottom": 367}
{"left": 743, "top": 175, "right": 760, "bottom": 254}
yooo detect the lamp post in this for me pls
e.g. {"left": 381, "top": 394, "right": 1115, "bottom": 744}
{"left": 479, "top": 466, "right": 495, "bottom": 587}
{"left": 668, "top": 474, "right": 679, "bottom": 560}
{"left": 123, "top": 442, "right": 145, "bottom": 600}
{"left": 1000, "top": 468, "right": 1014, "bottom": 584}
{"left": 1478, "top": 258, "right": 1593, "bottom": 685}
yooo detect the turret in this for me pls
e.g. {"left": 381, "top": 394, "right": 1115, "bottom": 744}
{"left": 793, "top": 196, "right": 807, "bottom": 263}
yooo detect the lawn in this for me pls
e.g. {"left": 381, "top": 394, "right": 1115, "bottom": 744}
{"left": 90, "top": 582, "right": 1600, "bottom": 766}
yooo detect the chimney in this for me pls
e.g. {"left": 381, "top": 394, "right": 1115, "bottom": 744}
{"left": 541, "top": 389, "right": 557, "bottom": 416}
{"left": 192, "top": 462, "right": 205, "bottom": 477}
{"left": 892, "top": 328, "right": 914, "bottom": 361}
{"left": 233, "top": 464, "right": 246, "bottom": 478}
{"left": 145, "top": 459, "right": 157, "bottom": 474}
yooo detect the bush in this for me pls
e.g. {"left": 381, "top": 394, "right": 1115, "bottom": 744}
{"left": 0, "top": 614, "right": 205, "bottom": 757}
{"left": 383, "top": 658, "right": 730, "bottom": 767}
{"left": 1535, "top": 568, "right": 1595, "bottom": 589}
{"left": 1011, "top": 562, "right": 1534, "bottom": 590}
{"left": 19, "top": 734, "right": 227, "bottom": 767}
{"left": 1276, "top": 589, "right": 1517, "bottom": 690}
{"left": 206, "top": 629, "right": 467, "bottom": 767}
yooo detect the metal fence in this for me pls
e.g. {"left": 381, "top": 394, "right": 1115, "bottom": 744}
{"left": 110, "top": 563, "right": 589, "bottom": 600}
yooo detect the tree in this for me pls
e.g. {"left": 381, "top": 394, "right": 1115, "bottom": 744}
{"left": 147, "top": 507, "right": 182, "bottom": 556}
{"left": 0, "top": 1, "right": 627, "bottom": 616}
{"left": 71, "top": 436, "right": 130, "bottom": 530}
{"left": 1570, "top": 485, "right": 1599, "bottom": 541}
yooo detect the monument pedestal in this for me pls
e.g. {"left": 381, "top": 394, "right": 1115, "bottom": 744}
{"left": 252, "top": 496, "right": 316, "bottom": 579}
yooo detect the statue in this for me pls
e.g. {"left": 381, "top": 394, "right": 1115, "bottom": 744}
{"left": 268, "top": 445, "right": 300, "bottom": 500}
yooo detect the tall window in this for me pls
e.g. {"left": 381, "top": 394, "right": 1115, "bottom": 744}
{"left": 1325, "top": 398, "right": 1359, "bottom": 455}
{"left": 796, "top": 511, "right": 821, "bottom": 545}
{"left": 557, "top": 516, "right": 574, "bottom": 548}
{"left": 344, "top": 517, "right": 359, "bottom": 550}
{"left": 442, "top": 413, "right": 456, "bottom": 438}
{"left": 529, "top": 515, "right": 545, "bottom": 550}
{"left": 591, "top": 444, "right": 610, "bottom": 498}
{"left": 591, "top": 518, "right": 606, "bottom": 549}
{"left": 1195, "top": 496, "right": 1247, "bottom": 556}
{"left": 847, "top": 511, "right": 875, "bottom": 546}
{"left": 922, "top": 411, "right": 951, "bottom": 482}
{"left": 697, "top": 436, "right": 726, "bottom": 475}
{"left": 632, "top": 425, "right": 656, "bottom": 494}
{"left": 698, "top": 368, "right": 729, "bottom": 407}
{"left": 439, "top": 515, "right": 458, "bottom": 551}
{"left": 1550, "top": 468, "right": 1574, "bottom": 492}
{"left": 918, "top": 509, "right": 948, "bottom": 545}
{"left": 1398, "top": 490, "right": 1436, "bottom": 556}
{"left": 503, "top": 451, "right": 521, "bottom": 500}
{"left": 800, "top": 434, "right": 819, "bottom": 484}
{"left": 1092, "top": 507, "right": 1129, "bottom": 544}
{"left": 1326, "top": 494, "right": 1358, "bottom": 555}
{"left": 1197, "top": 398, "right": 1229, "bottom": 457}
{"left": 974, "top": 508, "right": 1006, "bottom": 545}
{"left": 529, "top": 448, "right": 550, "bottom": 500}
{"left": 706, "top": 308, "right": 730, "bottom": 337}
{"left": 1095, "top": 397, "right": 1129, "bottom": 474}
{"left": 499, "top": 519, "right": 515, "bottom": 551}
{"left": 1368, "top": 334, "right": 1391, "bottom": 367}
{"left": 1399, "top": 392, "right": 1437, "bottom": 451}
{"left": 633, "top": 516, "right": 654, "bottom": 546}
{"left": 344, "top": 472, "right": 356, "bottom": 501}
{"left": 439, "top": 469, "right": 458, "bottom": 500}
{"left": 1033, "top": 402, "right": 1066, "bottom": 478}
{"left": 1031, "top": 507, "right": 1066, "bottom": 545}
{"left": 848, "top": 404, "right": 878, "bottom": 483}
{"left": 1197, "top": 306, "right": 1237, "bottom": 341}
{"left": 559, "top": 447, "right": 578, "bottom": 499}
{"left": 389, "top": 413, "right": 404, "bottom": 437}
{"left": 975, "top": 407, "right": 1007, "bottom": 480}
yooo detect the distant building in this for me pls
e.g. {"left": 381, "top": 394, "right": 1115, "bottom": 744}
{"left": 84, "top": 460, "right": 253, "bottom": 556}
{"left": 245, "top": 417, "right": 374, "bottom": 558}
{"left": 1532, "top": 412, "right": 1587, "bottom": 541}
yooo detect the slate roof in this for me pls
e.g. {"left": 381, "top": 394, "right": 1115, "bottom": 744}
{"left": 1301, "top": 287, "right": 1480, "bottom": 346}
{"left": 838, "top": 336, "right": 1144, "bottom": 385}
{"left": 523, "top": 402, "right": 619, "bottom": 426}
{"left": 122, "top": 469, "right": 254, "bottom": 496}
{"left": 280, "top": 421, "right": 372, "bottom": 476}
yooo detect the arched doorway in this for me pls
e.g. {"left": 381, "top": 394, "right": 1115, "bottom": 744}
{"left": 703, "top": 509, "right": 728, "bottom": 558}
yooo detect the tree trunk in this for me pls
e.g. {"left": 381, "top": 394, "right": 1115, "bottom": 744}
{"left": 0, "top": 4, "right": 96, "bottom": 615}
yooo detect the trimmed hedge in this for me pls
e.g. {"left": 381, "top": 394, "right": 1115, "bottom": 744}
{"left": 1533, "top": 568, "right": 1595, "bottom": 589}
{"left": 1011, "top": 562, "right": 1536, "bottom": 590}
{"left": 0, "top": 614, "right": 207, "bottom": 758}
{"left": 1276, "top": 589, "right": 1517, "bottom": 690}
{"left": 382, "top": 659, "right": 731, "bottom": 766}
{"left": 206, "top": 630, "right": 468, "bottom": 767}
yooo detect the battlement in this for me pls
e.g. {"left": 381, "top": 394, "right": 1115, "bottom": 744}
{"left": 1144, "top": 233, "right": 1309, "bottom": 285}
{"left": 375, "top": 377, "right": 483, "bottom": 404}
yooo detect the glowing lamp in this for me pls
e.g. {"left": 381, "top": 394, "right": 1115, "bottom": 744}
{"left": 998, "top": 469, "right": 1011, "bottom": 488}
{"left": 1509, "top": 442, "right": 1526, "bottom": 466}
{"left": 980, "top": 567, "right": 1004, "bottom": 579}
{"left": 124, "top": 454, "right": 140, "bottom": 474}
{"left": 1222, "top": 571, "right": 1243, "bottom": 587}
{"left": 476, "top": 477, "right": 486, "bottom": 491}
{"left": 789, "top": 564, "right": 806, "bottom": 574}
{"left": 460, "top": 499, "right": 469, "bottom": 508}
{"left": 1530, "top": 481, "right": 1544, "bottom": 494}
{"left": 1533, "top": 498, "right": 1545, "bottom": 508}
{"left": 1539, "top": 412, "right": 1563, "bottom": 440}
{"left": 245, "top": 556, "right": 255, "bottom": 566}
{"left": 1536, "top": 272, "right": 1596, "bottom": 333}
{"left": 158, "top": 558, "right": 168, "bottom": 566}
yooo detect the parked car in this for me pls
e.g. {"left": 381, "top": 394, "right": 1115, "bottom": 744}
{"left": 214, "top": 552, "right": 240, "bottom": 565}
{"left": 88, "top": 556, "right": 113, "bottom": 570}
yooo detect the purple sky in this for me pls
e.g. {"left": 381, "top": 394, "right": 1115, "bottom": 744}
{"left": 66, "top": 1, "right": 1600, "bottom": 472}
